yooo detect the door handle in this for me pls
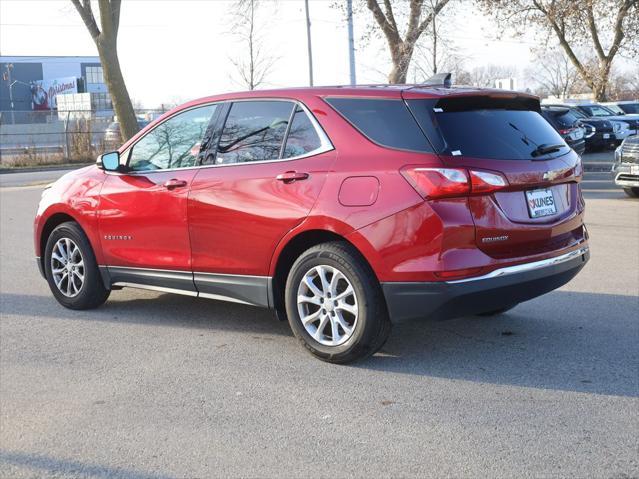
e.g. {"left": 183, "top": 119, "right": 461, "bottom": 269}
{"left": 276, "top": 171, "right": 309, "bottom": 183}
{"left": 163, "top": 178, "right": 188, "bottom": 189}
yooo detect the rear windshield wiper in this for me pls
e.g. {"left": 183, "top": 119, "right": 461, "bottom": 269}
{"left": 530, "top": 143, "right": 565, "bottom": 158}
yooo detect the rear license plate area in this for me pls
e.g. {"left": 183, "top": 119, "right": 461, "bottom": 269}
{"left": 525, "top": 188, "right": 557, "bottom": 218}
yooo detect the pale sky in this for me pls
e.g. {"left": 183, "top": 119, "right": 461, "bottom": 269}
{"left": 0, "top": 0, "right": 563, "bottom": 107}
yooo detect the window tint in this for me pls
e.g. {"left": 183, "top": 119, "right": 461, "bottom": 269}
{"left": 409, "top": 100, "right": 567, "bottom": 160}
{"left": 128, "top": 104, "right": 216, "bottom": 171}
{"left": 581, "top": 105, "right": 614, "bottom": 117}
{"left": 283, "top": 107, "right": 322, "bottom": 158}
{"left": 619, "top": 103, "right": 639, "bottom": 114}
{"left": 553, "top": 110, "right": 581, "bottom": 128}
{"left": 216, "top": 101, "right": 294, "bottom": 164}
{"left": 325, "top": 98, "right": 433, "bottom": 152}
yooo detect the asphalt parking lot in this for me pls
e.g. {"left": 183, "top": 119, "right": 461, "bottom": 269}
{"left": 0, "top": 167, "right": 637, "bottom": 478}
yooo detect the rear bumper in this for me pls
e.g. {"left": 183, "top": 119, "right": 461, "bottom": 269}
{"left": 382, "top": 246, "right": 589, "bottom": 322}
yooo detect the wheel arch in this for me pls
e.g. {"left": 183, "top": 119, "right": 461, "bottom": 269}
{"left": 38, "top": 212, "right": 84, "bottom": 274}
{"left": 269, "top": 228, "right": 376, "bottom": 319}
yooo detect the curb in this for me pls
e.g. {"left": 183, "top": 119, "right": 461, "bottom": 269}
{"left": 0, "top": 163, "right": 92, "bottom": 174}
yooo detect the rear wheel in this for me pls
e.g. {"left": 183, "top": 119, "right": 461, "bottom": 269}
{"left": 623, "top": 187, "right": 639, "bottom": 198}
{"left": 44, "top": 222, "right": 110, "bottom": 310}
{"left": 285, "top": 241, "right": 390, "bottom": 364}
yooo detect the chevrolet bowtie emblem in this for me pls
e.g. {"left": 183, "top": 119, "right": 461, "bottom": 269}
{"left": 543, "top": 170, "right": 561, "bottom": 181}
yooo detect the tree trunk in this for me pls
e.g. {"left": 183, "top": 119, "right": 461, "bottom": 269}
{"left": 97, "top": 37, "right": 138, "bottom": 142}
{"left": 388, "top": 44, "right": 413, "bottom": 84}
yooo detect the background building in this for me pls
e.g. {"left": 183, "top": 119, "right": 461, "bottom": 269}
{"left": 0, "top": 55, "right": 112, "bottom": 123}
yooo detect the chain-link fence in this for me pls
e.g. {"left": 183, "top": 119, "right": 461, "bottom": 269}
{"left": 0, "top": 109, "right": 166, "bottom": 168}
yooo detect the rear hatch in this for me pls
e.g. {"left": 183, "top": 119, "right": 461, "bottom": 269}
{"left": 404, "top": 92, "right": 585, "bottom": 259}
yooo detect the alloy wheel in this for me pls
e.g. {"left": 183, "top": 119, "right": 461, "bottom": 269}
{"left": 50, "top": 237, "right": 85, "bottom": 298}
{"left": 296, "top": 264, "right": 359, "bottom": 346}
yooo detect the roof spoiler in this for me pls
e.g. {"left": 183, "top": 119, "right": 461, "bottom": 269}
{"left": 421, "top": 72, "right": 452, "bottom": 88}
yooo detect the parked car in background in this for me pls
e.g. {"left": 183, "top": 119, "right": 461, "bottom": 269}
{"left": 540, "top": 106, "right": 586, "bottom": 156}
{"left": 104, "top": 119, "right": 150, "bottom": 150}
{"left": 34, "top": 82, "right": 589, "bottom": 363}
{"left": 612, "top": 135, "right": 639, "bottom": 198}
{"left": 570, "top": 103, "right": 639, "bottom": 139}
{"left": 544, "top": 104, "right": 617, "bottom": 150}
{"left": 602, "top": 101, "right": 639, "bottom": 115}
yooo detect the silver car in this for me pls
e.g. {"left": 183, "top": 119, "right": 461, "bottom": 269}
{"left": 612, "top": 135, "right": 639, "bottom": 198}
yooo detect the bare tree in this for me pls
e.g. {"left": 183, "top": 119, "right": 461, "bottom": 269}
{"left": 527, "top": 51, "right": 583, "bottom": 98}
{"left": 478, "top": 0, "right": 639, "bottom": 101}
{"left": 229, "top": 0, "right": 277, "bottom": 90}
{"left": 607, "top": 67, "right": 639, "bottom": 100}
{"left": 365, "top": 0, "right": 452, "bottom": 83}
{"left": 410, "top": 0, "right": 467, "bottom": 81}
{"left": 70, "top": 0, "right": 139, "bottom": 142}
{"left": 455, "top": 64, "right": 517, "bottom": 88}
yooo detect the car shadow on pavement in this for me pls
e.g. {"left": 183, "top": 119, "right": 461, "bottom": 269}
{"left": 359, "top": 290, "right": 639, "bottom": 398}
{"left": 0, "top": 289, "right": 292, "bottom": 337}
{"left": 1, "top": 290, "right": 637, "bottom": 397}
{"left": 0, "top": 450, "right": 175, "bottom": 479}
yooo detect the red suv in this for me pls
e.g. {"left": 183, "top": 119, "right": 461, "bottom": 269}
{"left": 35, "top": 83, "right": 589, "bottom": 363}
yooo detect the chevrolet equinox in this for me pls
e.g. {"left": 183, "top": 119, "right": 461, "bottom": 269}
{"left": 35, "top": 80, "right": 590, "bottom": 363}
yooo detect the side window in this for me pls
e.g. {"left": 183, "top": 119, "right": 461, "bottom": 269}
{"left": 283, "top": 107, "right": 322, "bottom": 158}
{"left": 326, "top": 98, "right": 433, "bottom": 153}
{"left": 128, "top": 104, "right": 217, "bottom": 171}
{"left": 216, "top": 101, "right": 294, "bottom": 164}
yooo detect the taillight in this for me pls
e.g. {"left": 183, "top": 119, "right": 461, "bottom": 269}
{"left": 400, "top": 167, "right": 470, "bottom": 199}
{"left": 469, "top": 170, "right": 508, "bottom": 193}
{"left": 400, "top": 167, "right": 507, "bottom": 199}
{"left": 558, "top": 128, "right": 572, "bottom": 135}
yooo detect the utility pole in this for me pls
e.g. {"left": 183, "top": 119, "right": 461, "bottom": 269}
{"left": 346, "top": 0, "right": 356, "bottom": 85}
{"left": 3, "top": 64, "right": 16, "bottom": 124}
{"left": 304, "top": 0, "right": 314, "bottom": 87}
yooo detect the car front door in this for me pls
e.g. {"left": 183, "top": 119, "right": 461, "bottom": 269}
{"left": 188, "top": 100, "right": 335, "bottom": 306}
{"left": 98, "top": 103, "right": 218, "bottom": 293}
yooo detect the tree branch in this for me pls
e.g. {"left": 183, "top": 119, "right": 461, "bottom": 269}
{"left": 410, "top": 0, "right": 450, "bottom": 44}
{"left": 366, "top": 0, "right": 400, "bottom": 45}
{"left": 382, "top": 0, "right": 398, "bottom": 33}
{"left": 98, "top": 0, "right": 116, "bottom": 40}
{"left": 70, "top": 0, "right": 100, "bottom": 39}
{"left": 586, "top": 3, "right": 606, "bottom": 61}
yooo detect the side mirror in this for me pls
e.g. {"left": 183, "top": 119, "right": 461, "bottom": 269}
{"left": 97, "top": 151, "right": 122, "bottom": 172}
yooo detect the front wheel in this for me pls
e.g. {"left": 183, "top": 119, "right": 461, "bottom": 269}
{"left": 44, "top": 221, "right": 110, "bottom": 310}
{"left": 623, "top": 187, "right": 639, "bottom": 198}
{"left": 285, "top": 242, "right": 390, "bottom": 364}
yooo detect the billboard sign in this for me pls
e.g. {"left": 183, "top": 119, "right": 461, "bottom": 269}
{"left": 30, "top": 77, "right": 78, "bottom": 110}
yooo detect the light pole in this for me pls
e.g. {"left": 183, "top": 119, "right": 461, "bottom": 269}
{"left": 3, "top": 63, "right": 16, "bottom": 124}
{"left": 347, "top": 0, "right": 356, "bottom": 85}
{"left": 304, "top": 0, "right": 314, "bottom": 87}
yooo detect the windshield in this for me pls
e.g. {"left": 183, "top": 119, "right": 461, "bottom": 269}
{"left": 407, "top": 100, "right": 568, "bottom": 160}
{"left": 605, "top": 105, "right": 626, "bottom": 115}
{"left": 581, "top": 105, "right": 616, "bottom": 117}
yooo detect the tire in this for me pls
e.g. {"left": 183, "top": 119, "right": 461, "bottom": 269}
{"left": 44, "top": 221, "right": 110, "bottom": 310}
{"left": 285, "top": 241, "right": 391, "bottom": 364}
{"left": 623, "top": 187, "right": 639, "bottom": 198}
{"left": 476, "top": 304, "right": 518, "bottom": 317}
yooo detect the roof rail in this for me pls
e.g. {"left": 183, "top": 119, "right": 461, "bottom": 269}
{"left": 420, "top": 72, "right": 452, "bottom": 88}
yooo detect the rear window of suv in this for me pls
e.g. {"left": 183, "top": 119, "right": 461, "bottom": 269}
{"left": 325, "top": 98, "right": 433, "bottom": 152}
{"left": 407, "top": 97, "right": 568, "bottom": 160}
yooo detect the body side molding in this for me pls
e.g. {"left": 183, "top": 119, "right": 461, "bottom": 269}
{"left": 99, "top": 265, "right": 270, "bottom": 308}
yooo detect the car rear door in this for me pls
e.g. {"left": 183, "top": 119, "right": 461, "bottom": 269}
{"left": 98, "top": 103, "right": 218, "bottom": 291}
{"left": 406, "top": 95, "right": 586, "bottom": 260}
{"left": 188, "top": 99, "right": 335, "bottom": 305}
